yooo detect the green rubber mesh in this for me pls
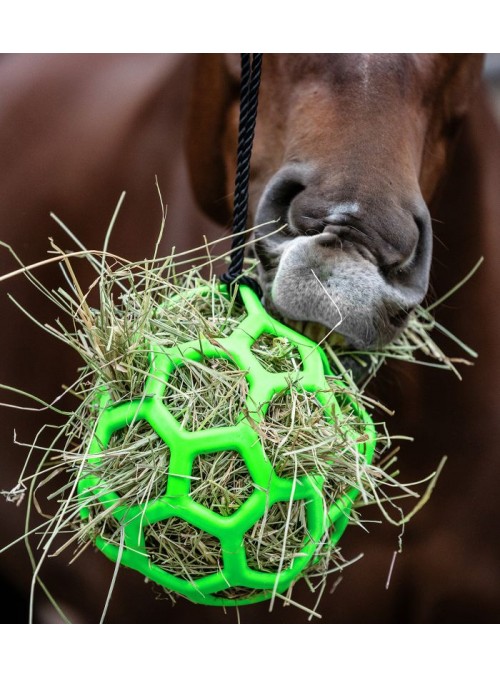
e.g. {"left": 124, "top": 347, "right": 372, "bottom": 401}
{"left": 78, "top": 285, "right": 376, "bottom": 606}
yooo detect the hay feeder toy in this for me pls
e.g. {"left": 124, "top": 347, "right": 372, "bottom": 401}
{"left": 78, "top": 282, "right": 375, "bottom": 606}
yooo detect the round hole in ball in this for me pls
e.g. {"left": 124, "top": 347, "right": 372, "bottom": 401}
{"left": 145, "top": 517, "right": 223, "bottom": 580}
{"left": 190, "top": 450, "right": 254, "bottom": 517}
{"left": 164, "top": 358, "right": 249, "bottom": 431}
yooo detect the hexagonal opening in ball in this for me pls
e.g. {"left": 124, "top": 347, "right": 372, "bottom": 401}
{"left": 92, "top": 420, "right": 171, "bottom": 505}
{"left": 163, "top": 358, "right": 249, "bottom": 430}
{"left": 190, "top": 450, "right": 254, "bottom": 517}
{"left": 245, "top": 500, "right": 308, "bottom": 573}
{"left": 145, "top": 517, "right": 222, "bottom": 580}
{"left": 250, "top": 333, "right": 303, "bottom": 373}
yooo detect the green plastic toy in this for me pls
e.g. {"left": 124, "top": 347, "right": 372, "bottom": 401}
{"left": 78, "top": 284, "right": 376, "bottom": 606}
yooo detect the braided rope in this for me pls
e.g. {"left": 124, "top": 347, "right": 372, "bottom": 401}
{"left": 221, "top": 53, "right": 263, "bottom": 298}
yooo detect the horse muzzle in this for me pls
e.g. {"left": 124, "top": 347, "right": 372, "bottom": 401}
{"left": 253, "top": 164, "right": 433, "bottom": 350}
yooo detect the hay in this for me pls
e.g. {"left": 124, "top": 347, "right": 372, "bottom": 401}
{"left": 164, "top": 358, "right": 249, "bottom": 430}
{"left": 93, "top": 420, "right": 171, "bottom": 505}
{"left": 0, "top": 208, "right": 476, "bottom": 620}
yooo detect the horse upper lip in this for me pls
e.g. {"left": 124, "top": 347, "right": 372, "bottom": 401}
{"left": 315, "top": 229, "right": 379, "bottom": 266}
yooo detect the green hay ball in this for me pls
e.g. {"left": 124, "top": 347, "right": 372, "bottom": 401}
{"left": 78, "top": 284, "right": 376, "bottom": 606}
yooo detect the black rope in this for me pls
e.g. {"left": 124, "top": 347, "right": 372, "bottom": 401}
{"left": 221, "top": 53, "right": 263, "bottom": 298}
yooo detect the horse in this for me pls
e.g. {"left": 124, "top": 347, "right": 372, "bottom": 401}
{"left": 188, "top": 55, "right": 484, "bottom": 349}
{"left": 187, "top": 54, "right": 500, "bottom": 622}
{"left": 0, "top": 54, "right": 499, "bottom": 622}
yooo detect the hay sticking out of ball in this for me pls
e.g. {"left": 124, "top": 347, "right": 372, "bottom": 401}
{"left": 0, "top": 213, "right": 476, "bottom": 620}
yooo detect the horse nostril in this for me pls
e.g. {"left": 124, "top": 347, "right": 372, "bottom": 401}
{"left": 255, "top": 166, "right": 309, "bottom": 227}
{"left": 272, "top": 179, "right": 306, "bottom": 208}
{"left": 389, "top": 307, "right": 414, "bottom": 328}
{"left": 380, "top": 262, "right": 407, "bottom": 280}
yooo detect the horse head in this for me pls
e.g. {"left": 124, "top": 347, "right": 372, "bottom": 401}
{"left": 187, "top": 54, "right": 483, "bottom": 349}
